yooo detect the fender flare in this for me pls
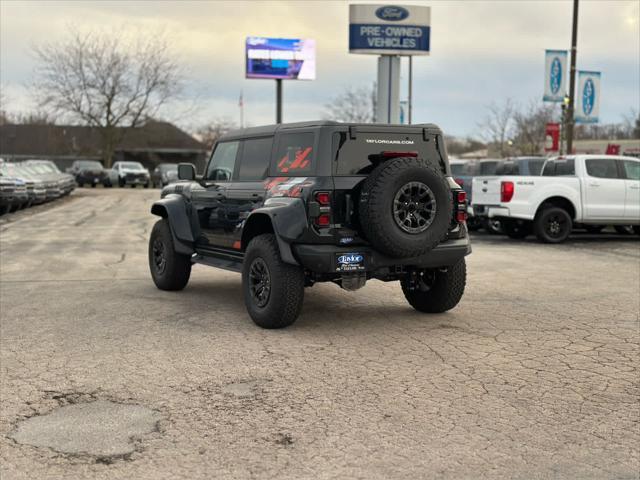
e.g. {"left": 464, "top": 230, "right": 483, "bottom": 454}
{"left": 242, "top": 197, "right": 308, "bottom": 265}
{"left": 150, "top": 194, "right": 195, "bottom": 255}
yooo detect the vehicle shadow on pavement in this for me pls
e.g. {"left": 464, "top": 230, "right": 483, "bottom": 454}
{"left": 154, "top": 278, "right": 447, "bottom": 332}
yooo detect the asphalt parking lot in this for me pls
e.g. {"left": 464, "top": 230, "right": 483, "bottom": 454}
{"left": 1, "top": 188, "right": 638, "bottom": 480}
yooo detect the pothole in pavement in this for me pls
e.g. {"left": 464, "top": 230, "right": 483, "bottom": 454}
{"left": 221, "top": 380, "right": 259, "bottom": 398}
{"left": 10, "top": 400, "right": 162, "bottom": 461}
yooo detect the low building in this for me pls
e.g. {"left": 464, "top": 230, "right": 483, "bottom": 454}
{"left": 573, "top": 139, "right": 640, "bottom": 158}
{"left": 0, "top": 120, "right": 209, "bottom": 171}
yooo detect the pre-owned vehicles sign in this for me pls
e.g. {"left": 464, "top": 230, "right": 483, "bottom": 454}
{"left": 349, "top": 4, "right": 431, "bottom": 55}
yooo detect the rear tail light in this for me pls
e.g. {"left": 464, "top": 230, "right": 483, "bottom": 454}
{"left": 454, "top": 189, "right": 467, "bottom": 224}
{"left": 315, "top": 213, "right": 331, "bottom": 226}
{"left": 313, "top": 191, "right": 331, "bottom": 228}
{"left": 501, "top": 181, "right": 515, "bottom": 203}
{"left": 315, "top": 191, "right": 331, "bottom": 205}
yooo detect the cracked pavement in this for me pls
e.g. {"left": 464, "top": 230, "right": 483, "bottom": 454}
{"left": 1, "top": 188, "right": 638, "bottom": 479}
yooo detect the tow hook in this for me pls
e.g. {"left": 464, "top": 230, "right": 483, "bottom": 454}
{"left": 340, "top": 273, "right": 367, "bottom": 291}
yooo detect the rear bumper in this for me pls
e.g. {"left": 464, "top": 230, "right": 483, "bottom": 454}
{"left": 292, "top": 237, "right": 471, "bottom": 274}
{"left": 473, "top": 205, "right": 510, "bottom": 218}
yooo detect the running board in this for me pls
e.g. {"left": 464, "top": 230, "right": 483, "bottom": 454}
{"left": 193, "top": 246, "right": 244, "bottom": 273}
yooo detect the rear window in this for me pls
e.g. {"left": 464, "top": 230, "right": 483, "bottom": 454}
{"left": 273, "top": 132, "right": 315, "bottom": 176}
{"left": 495, "top": 162, "right": 518, "bottom": 175}
{"left": 333, "top": 132, "right": 441, "bottom": 175}
{"left": 528, "top": 159, "right": 545, "bottom": 175}
{"left": 542, "top": 159, "right": 575, "bottom": 176}
{"left": 450, "top": 163, "right": 466, "bottom": 175}
{"left": 238, "top": 137, "right": 272, "bottom": 181}
{"left": 479, "top": 161, "right": 499, "bottom": 175}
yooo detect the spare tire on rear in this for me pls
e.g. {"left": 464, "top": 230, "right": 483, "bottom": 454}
{"left": 358, "top": 157, "right": 452, "bottom": 258}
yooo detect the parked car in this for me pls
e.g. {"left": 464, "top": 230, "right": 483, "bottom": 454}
{"left": 148, "top": 121, "right": 470, "bottom": 329}
{"left": 151, "top": 163, "right": 179, "bottom": 188}
{"left": 471, "top": 155, "right": 640, "bottom": 242}
{"left": 494, "top": 157, "right": 546, "bottom": 176}
{"left": 111, "top": 161, "right": 151, "bottom": 188}
{"left": 21, "top": 163, "right": 62, "bottom": 200}
{"left": 0, "top": 163, "right": 28, "bottom": 212}
{"left": 1, "top": 162, "right": 47, "bottom": 205}
{"left": 25, "top": 160, "right": 75, "bottom": 195}
{"left": 451, "top": 158, "right": 503, "bottom": 232}
{"left": 68, "top": 160, "right": 109, "bottom": 187}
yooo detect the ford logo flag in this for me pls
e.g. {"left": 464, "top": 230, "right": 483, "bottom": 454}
{"left": 543, "top": 50, "right": 567, "bottom": 102}
{"left": 338, "top": 254, "right": 364, "bottom": 264}
{"left": 582, "top": 78, "right": 595, "bottom": 115}
{"left": 375, "top": 5, "right": 409, "bottom": 21}
{"left": 575, "top": 71, "right": 600, "bottom": 124}
{"left": 550, "top": 57, "right": 562, "bottom": 95}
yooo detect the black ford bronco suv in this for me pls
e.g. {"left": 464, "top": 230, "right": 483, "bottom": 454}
{"left": 148, "top": 121, "right": 470, "bottom": 328}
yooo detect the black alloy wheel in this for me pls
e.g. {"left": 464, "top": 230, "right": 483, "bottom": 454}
{"left": 248, "top": 257, "right": 271, "bottom": 308}
{"left": 152, "top": 237, "right": 167, "bottom": 275}
{"left": 393, "top": 181, "right": 437, "bottom": 234}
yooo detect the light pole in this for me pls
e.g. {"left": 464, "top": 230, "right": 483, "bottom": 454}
{"left": 566, "top": 0, "right": 579, "bottom": 154}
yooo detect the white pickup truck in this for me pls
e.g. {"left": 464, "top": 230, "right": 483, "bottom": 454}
{"left": 471, "top": 155, "right": 640, "bottom": 243}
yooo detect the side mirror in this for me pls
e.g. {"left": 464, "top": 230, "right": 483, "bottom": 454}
{"left": 178, "top": 163, "right": 196, "bottom": 181}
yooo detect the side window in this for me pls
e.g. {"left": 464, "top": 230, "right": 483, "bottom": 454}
{"left": 542, "top": 161, "right": 555, "bottom": 176}
{"left": 528, "top": 160, "right": 545, "bottom": 176}
{"left": 206, "top": 141, "right": 239, "bottom": 181}
{"left": 556, "top": 159, "right": 574, "bottom": 175}
{"left": 585, "top": 159, "right": 619, "bottom": 179}
{"left": 622, "top": 160, "right": 640, "bottom": 180}
{"left": 274, "top": 132, "right": 315, "bottom": 175}
{"left": 238, "top": 137, "right": 272, "bottom": 181}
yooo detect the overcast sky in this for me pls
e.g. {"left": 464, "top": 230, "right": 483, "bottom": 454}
{"left": 1, "top": 0, "right": 638, "bottom": 137}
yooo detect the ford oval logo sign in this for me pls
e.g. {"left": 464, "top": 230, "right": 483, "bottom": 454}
{"left": 550, "top": 57, "right": 562, "bottom": 95}
{"left": 375, "top": 5, "right": 409, "bottom": 21}
{"left": 582, "top": 78, "right": 595, "bottom": 116}
{"left": 338, "top": 254, "right": 364, "bottom": 264}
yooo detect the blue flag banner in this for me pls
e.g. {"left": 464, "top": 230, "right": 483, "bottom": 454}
{"left": 575, "top": 71, "right": 601, "bottom": 124}
{"left": 543, "top": 50, "right": 568, "bottom": 102}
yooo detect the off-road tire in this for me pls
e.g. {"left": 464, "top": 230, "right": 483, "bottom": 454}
{"left": 242, "top": 234, "right": 304, "bottom": 329}
{"left": 401, "top": 259, "right": 466, "bottom": 313}
{"left": 118, "top": 177, "right": 125, "bottom": 188}
{"left": 534, "top": 206, "right": 572, "bottom": 243}
{"left": 148, "top": 218, "right": 191, "bottom": 291}
{"left": 359, "top": 157, "right": 452, "bottom": 258}
{"left": 503, "top": 219, "right": 532, "bottom": 239}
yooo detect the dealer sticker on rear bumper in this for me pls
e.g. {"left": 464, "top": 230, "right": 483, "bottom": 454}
{"left": 335, "top": 253, "right": 366, "bottom": 272}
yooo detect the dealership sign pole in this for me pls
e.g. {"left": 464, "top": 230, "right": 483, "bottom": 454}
{"left": 245, "top": 37, "right": 316, "bottom": 124}
{"left": 349, "top": 4, "right": 430, "bottom": 124}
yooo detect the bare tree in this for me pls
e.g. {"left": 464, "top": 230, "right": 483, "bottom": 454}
{"left": 512, "top": 100, "right": 557, "bottom": 155}
{"left": 478, "top": 99, "right": 516, "bottom": 157}
{"left": 32, "top": 27, "right": 183, "bottom": 166}
{"left": 195, "top": 118, "right": 238, "bottom": 150}
{"left": 323, "top": 84, "right": 376, "bottom": 123}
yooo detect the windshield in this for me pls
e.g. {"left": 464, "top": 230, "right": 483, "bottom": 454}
{"left": 121, "top": 162, "right": 145, "bottom": 170}
{"left": 159, "top": 164, "right": 178, "bottom": 172}
{"left": 76, "top": 161, "right": 103, "bottom": 169}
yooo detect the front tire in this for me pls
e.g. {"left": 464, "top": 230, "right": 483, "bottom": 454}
{"left": 242, "top": 234, "right": 304, "bottom": 329}
{"left": 148, "top": 219, "right": 191, "bottom": 291}
{"left": 534, "top": 206, "right": 572, "bottom": 243}
{"left": 401, "top": 259, "right": 466, "bottom": 313}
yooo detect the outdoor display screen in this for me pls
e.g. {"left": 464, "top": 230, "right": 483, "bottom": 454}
{"left": 246, "top": 37, "right": 316, "bottom": 80}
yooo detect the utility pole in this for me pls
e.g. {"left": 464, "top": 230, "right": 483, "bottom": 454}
{"left": 276, "top": 79, "right": 282, "bottom": 124}
{"left": 566, "top": 0, "right": 579, "bottom": 154}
